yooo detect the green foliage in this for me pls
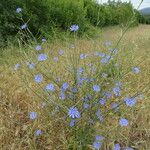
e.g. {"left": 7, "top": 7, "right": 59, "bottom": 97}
{"left": 0, "top": 0, "right": 142, "bottom": 47}
{"left": 134, "top": 10, "right": 150, "bottom": 25}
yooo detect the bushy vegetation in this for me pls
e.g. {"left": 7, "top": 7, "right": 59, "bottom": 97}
{"left": 0, "top": 0, "right": 143, "bottom": 47}
{"left": 139, "top": 15, "right": 150, "bottom": 24}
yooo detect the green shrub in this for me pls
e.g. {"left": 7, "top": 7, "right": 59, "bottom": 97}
{"left": 0, "top": 0, "right": 141, "bottom": 47}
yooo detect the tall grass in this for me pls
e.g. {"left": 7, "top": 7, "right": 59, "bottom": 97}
{"left": 1, "top": 0, "right": 150, "bottom": 149}
{"left": 1, "top": 24, "right": 150, "bottom": 149}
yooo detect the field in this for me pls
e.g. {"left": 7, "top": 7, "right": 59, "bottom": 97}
{"left": 0, "top": 25, "right": 150, "bottom": 150}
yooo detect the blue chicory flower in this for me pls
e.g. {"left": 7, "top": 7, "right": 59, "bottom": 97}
{"left": 95, "top": 135, "right": 104, "bottom": 141}
{"left": 21, "top": 24, "right": 27, "bottom": 29}
{"left": 27, "top": 62, "right": 35, "bottom": 69}
{"left": 93, "top": 141, "right": 102, "bottom": 150}
{"left": 16, "top": 7, "right": 22, "bottom": 13}
{"left": 119, "top": 118, "right": 129, "bottom": 126}
{"left": 132, "top": 67, "right": 140, "bottom": 74}
{"left": 99, "top": 52, "right": 105, "bottom": 57}
{"left": 96, "top": 110, "right": 104, "bottom": 121}
{"left": 70, "top": 24, "right": 79, "bottom": 32}
{"left": 42, "top": 38, "right": 46, "bottom": 42}
{"left": 83, "top": 103, "right": 89, "bottom": 109}
{"left": 37, "top": 53, "right": 48, "bottom": 61}
{"left": 124, "top": 97, "right": 137, "bottom": 107}
{"left": 53, "top": 57, "right": 59, "bottom": 62}
{"left": 35, "top": 45, "right": 42, "bottom": 51}
{"left": 99, "top": 98, "right": 106, "bottom": 105}
{"left": 104, "top": 92, "right": 112, "bottom": 99}
{"left": 34, "top": 74, "right": 43, "bottom": 83}
{"left": 113, "top": 86, "right": 121, "bottom": 96}
{"left": 45, "top": 83, "right": 55, "bottom": 91}
{"left": 29, "top": 112, "right": 37, "bottom": 120}
{"left": 60, "top": 90, "right": 66, "bottom": 100}
{"left": 93, "top": 85, "right": 101, "bottom": 92}
{"left": 113, "top": 143, "right": 121, "bottom": 150}
{"left": 68, "top": 107, "right": 81, "bottom": 118}
{"left": 58, "top": 50, "right": 64, "bottom": 55}
{"left": 62, "top": 82, "right": 69, "bottom": 91}
{"left": 14, "top": 63, "right": 20, "bottom": 71}
{"left": 35, "top": 129, "right": 42, "bottom": 136}
{"left": 69, "top": 119, "right": 76, "bottom": 127}
{"left": 80, "top": 54, "right": 87, "bottom": 59}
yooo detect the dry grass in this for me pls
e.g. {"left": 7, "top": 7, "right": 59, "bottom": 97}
{"left": 0, "top": 25, "right": 150, "bottom": 150}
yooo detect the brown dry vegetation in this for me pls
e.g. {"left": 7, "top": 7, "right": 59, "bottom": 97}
{"left": 0, "top": 25, "right": 150, "bottom": 150}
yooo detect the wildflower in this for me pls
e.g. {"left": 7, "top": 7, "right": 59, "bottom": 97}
{"left": 96, "top": 110, "right": 104, "bottom": 121}
{"left": 45, "top": 83, "right": 55, "bottom": 91}
{"left": 95, "top": 135, "right": 104, "bottom": 141}
{"left": 93, "top": 141, "right": 102, "bottom": 150}
{"left": 16, "top": 7, "right": 22, "bottom": 13}
{"left": 37, "top": 53, "right": 47, "bottom": 61}
{"left": 114, "top": 143, "right": 121, "bottom": 150}
{"left": 93, "top": 85, "right": 101, "bottom": 92}
{"left": 68, "top": 107, "right": 80, "bottom": 118}
{"left": 29, "top": 112, "right": 37, "bottom": 120}
{"left": 83, "top": 103, "right": 89, "bottom": 109}
{"left": 62, "top": 82, "right": 69, "bottom": 91}
{"left": 113, "top": 86, "right": 121, "bottom": 96}
{"left": 35, "top": 45, "right": 42, "bottom": 51}
{"left": 99, "top": 52, "right": 105, "bottom": 58}
{"left": 70, "top": 24, "right": 79, "bottom": 32}
{"left": 83, "top": 94, "right": 92, "bottom": 101}
{"left": 99, "top": 98, "right": 106, "bottom": 105}
{"left": 119, "top": 118, "right": 129, "bottom": 126}
{"left": 78, "top": 67, "right": 84, "bottom": 74}
{"left": 53, "top": 57, "right": 59, "bottom": 62}
{"left": 106, "top": 54, "right": 112, "bottom": 60}
{"left": 21, "top": 23, "right": 27, "bottom": 29}
{"left": 71, "top": 87, "right": 78, "bottom": 93}
{"left": 69, "top": 119, "right": 76, "bottom": 127}
{"left": 58, "top": 49, "right": 64, "bottom": 55}
{"left": 14, "top": 63, "right": 20, "bottom": 71}
{"left": 42, "top": 38, "right": 46, "bottom": 42}
{"left": 27, "top": 62, "right": 35, "bottom": 69}
{"left": 88, "top": 63, "right": 93, "bottom": 67}
{"left": 124, "top": 97, "right": 136, "bottom": 107}
{"left": 34, "top": 74, "right": 43, "bottom": 83}
{"left": 80, "top": 53, "right": 87, "bottom": 59}
{"left": 60, "top": 90, "right": 65, "bottom": 100}
{"left": 35, "top": 129, "right": 42, "bottom": 136}
{"left": 132, "top": 67, "right": 140, "bottom": 74}
{"left": 104, "top": 92, "right": 112, "bottom": 99}
{"left": 101, "top": 58, "right": 108, "bottom": 64}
